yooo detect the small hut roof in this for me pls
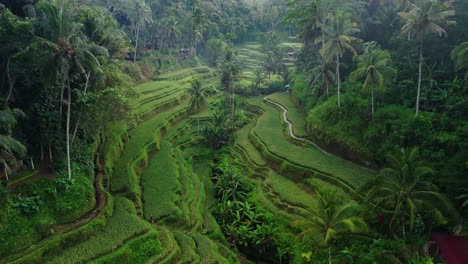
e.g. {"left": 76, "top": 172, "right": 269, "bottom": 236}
{"left": 432, "top": 234, "right": 468, "bottom": 264}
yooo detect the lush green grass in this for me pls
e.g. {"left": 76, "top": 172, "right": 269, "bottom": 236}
{"left": 111, "top": 99, "right": 188, "bottom": 196}
{"left": 173, "top": 231, "right": 200, "bottom": 264}
{"left": 47, "top": 198, "right": 151, "bottom": 264}
{"left": 235, "top": 122, "right": 267, "bottom": 167}
{"left": 304, "top": 178, "right": 350, "bottom": 199}
{"left": 247, "top": 97, "right": 375, "bottom": 188}
{"left": 192, "top": 233, "right": 233, "bottom": 264}
{"left": 264, "top": 171, "right": 315, "bottom": 209}
{"left": 267, "top": 92, "right": 309, "bottom": 137}
{"left": 148, "top": 226, "right": 180, "bottom": 264}
{"left": 91, "top": 232, "right": 161, "bottom": 264}
{"left": 141, "top": 140, "right": 182, "bottom": 221}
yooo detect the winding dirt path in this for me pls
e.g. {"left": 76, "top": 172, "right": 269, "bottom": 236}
{"left": 264, "top": 96, "right": 334, "bottom": 155}
{"left": 263, "top": 96, "right": 374, "bottom": 172}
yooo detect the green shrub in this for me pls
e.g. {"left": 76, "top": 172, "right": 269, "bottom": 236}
{"left": 0, "top": 203, "right": 36, "bottom": 257}
{"left": 141, "top": 140, "right": 182, "bottom": 221}
{"left": 47, "top": 197, "right": 151, "bottom": 264}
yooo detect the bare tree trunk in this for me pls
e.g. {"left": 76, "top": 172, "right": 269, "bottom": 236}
{"left": 6, "top": 57, "right": 14, "bottom": 103}
{"left": 30, "top": 157, "right": 35, "bottom": 170}
{"left": 402, "top": 214, "right": 406, "bottom": 240}
{"left": 336, "top": 53, "right": 341, "bottom": 109}
{"left": 415, "top": 39, "right": 423, "bottom": 116}
{"left": 328, "top": 245, "right": 332, "bottom": 264}
{"left": 59, "top": 81, "right": 64, "bottom": 116}
{"left": 371, "top": 81, "right": 375, "bottom": 117}
{"left": 66, "top": 81, "right": 72, "bottom": 180}
{"left": 83, "top": 71, "right": 90, "bottom": 95}
{"left": 197, "top": 103, "right": 200, "bottom": 138}
{"left": 169, "top": 38, "right": 173, "bottom": 57}
{"left": 134, "top": 24, "right": 140, "bottom": 64}
{"left": 158, "top": 36, "right": 165, "bottom": 54}
{"left": 49, "top": 144, "right": 53, "bottom": 161}
{"left": 71, "top": 113, "right": 81, "bottom": 147}
{"left": 4, "top": 167, "right": 8, "bottom": 181}
{"left": 231, "top": 83, "right": 235, "bottom": 134}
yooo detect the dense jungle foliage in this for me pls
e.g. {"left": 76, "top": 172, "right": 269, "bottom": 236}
{"left": 0, "top": 0, "right": 467, "bottom": 263}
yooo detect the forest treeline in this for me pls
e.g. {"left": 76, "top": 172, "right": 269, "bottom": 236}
{"left": 287, "top": 0, "right": 467, "bottom": 206}
{"left": 0, "top": 0, "right": 467, "bottom": 263}
{"left": 0, "top": 0, "right": 286, "bottom": 181}
{"left": 0, "top": 0, "right": 285, "bottom": 257}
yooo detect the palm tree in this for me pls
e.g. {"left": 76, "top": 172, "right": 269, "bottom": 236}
{"left": 451, "top": 42, "right": 468, "bottom": 80}
{"left": 292, "top": 190, "right": 367, "bottom": 264}
{"left": 191, "top": 7, "right": 206, "bottom": 56}
{"left": 398, "top": 0, "right": 455, "bottom": 116}
{"left": 162, "top": 16, "right": 180, "bottom": 57}
{"left": 126, "top": 0, "right": 152, "bottom": 64}
{"left": 219, "top": 47, "right": 241, "bottom": 133}
{"left": 350, "top": 42, "right": 397, "bottom": 116}
{"left": 0, "top": 104, "right": 26, "bottom": 181}
{"left": 188, "top": 78, "right": 207, "bottom": 137}
{"left": 320, "top": 11, "right": 361, "bottom": 109}
{"left": 308, "top": 59, "right": 335, "bottom": 98}
{"left": 361, "top": 148, "right": 452, "bottom": 238}
{"left": 36, "top": 0, "right": 105, "bottom": 180}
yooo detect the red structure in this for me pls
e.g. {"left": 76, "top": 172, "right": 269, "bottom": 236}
{"left": 431, "top": 234, "right": 468, "bottom": 264}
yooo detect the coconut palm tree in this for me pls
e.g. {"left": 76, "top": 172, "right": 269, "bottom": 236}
{"left": 36, "top": 0, "right": 106, "bottom": 180}
{"left": 188, "top": 78, "right": 207, "bottom": 137}
{"left": 219, "top": 47, "right": 241, "bottom": 133}
{"left": 123, "top": 0, "right": 152, "bottom": 64}
{"left": 162, "top": 16, "right": 180, "bottom": 57}
{"left": 451, "top": 42, "right": 468, "bottom": 80}
{"left": 320, "top": 11, "right": 361, "bottom": 109}
{"left": 361, "top": 148, "right": 452, "bottom": 238}
{"left": 398, "top": 0, "right": 455, "bottom": 116}
{"left": 308, "top": 59, "right": 335, "bottom": 98}
{"left": 292, "top": 190, "right": 367, "bottom": 264}
{"left": 350, "top": 42, "right": 397, "bottom": 116}
{"left": 0, "top": 103, "right": 26, "bottom": 181}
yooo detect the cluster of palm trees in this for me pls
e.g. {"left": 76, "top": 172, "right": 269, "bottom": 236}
{"left": 292, "top": 147, "right": 452, "bottom": 263}
{"left": 291, "top": 0, "right": 457, "bottom": 117}
{"left": 35, "top": 1, "right": 108, "bottom": 180}
{"left": 0, "top": 105, "right": 26, "bottom": 180}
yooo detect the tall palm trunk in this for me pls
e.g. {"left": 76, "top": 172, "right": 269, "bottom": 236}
{"left": 169, "top": 38, "right": 173, "bottom": 56}
{"left": 158, "top": 36, "right": 164, "bottom": 54}
{"left": 336, "top": 52, "right": 341, "bottom": 109}
{"left": 6, "top": 57, "right": 14, "bottom": 102}
{"left": 401, "top": 213, "right": 406, "bottom": 240}
{"left": 371, "top": 80, "right": 375, "bottom": 117}
{"left": 134, "top": 24, "right": 140, "bottom": 64}
{"left": 328, "top": 245, "right": 332, "bottom": 264}
{"left": 66, "top": 80, "right": 72, "bottom": 180}
{"left": 415, "top": 39, "right": 423, "bottom": 116}
{"left": 197, "top": 103, "right": 200, "bottom": 137}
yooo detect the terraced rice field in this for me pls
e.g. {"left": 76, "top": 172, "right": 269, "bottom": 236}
{"left": 237, "top": 41, "right": 302, "bottom": 82}
{"left": 7, "top": 41, "right": 378, "bottom": 263}
{"left": 245, "top": 96, "right": 375, "bottom": 189}
{"left": 7, "top": 64, "right": 238, "bottom": 264}
{"left": 267, "top": 92, "right": 308, "bottom": 137}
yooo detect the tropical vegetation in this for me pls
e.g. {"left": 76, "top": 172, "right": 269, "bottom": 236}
{"left": 0, "top": 0, "right": 466, "bottom": 263}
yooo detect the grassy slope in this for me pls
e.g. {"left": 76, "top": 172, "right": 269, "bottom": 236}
{"left": 47, "top": 198, "right": 155, "bottom": 264}
{"left": 234, "top": 122, "right": 267, "bottom": 167}
{"left": 142, "top": 140, "right": 182, "bottom": 221}
{"left": 267, "top": 92, "right": 308, "bottom": 137}
{"left": 247, "top": 96, "right": 375, "bottom": 188}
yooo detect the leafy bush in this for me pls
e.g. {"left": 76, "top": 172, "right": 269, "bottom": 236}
{"left": 13, "top": 195, "right": 43, "bottom": 216}
{"left": 0, "top": 203, "right": 36, "bottom": 257}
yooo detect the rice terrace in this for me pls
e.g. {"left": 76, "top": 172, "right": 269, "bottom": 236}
{"left": 0, "top": 0, "right": 467, "bottom": 263}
